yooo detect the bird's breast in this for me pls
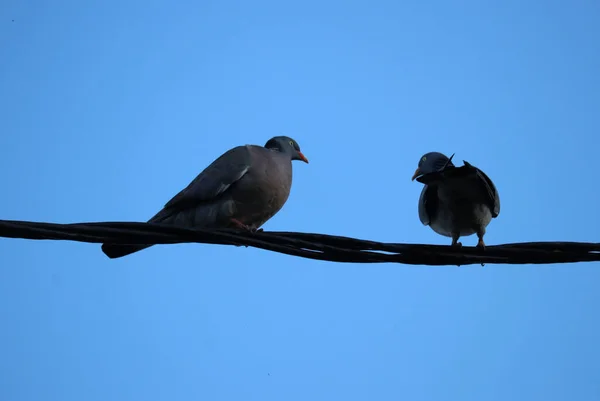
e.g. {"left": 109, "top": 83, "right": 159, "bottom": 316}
{"left": 430, "top": 181, "right": 493, "bottom": 237}
{"left": 230, "top": 159, "right": 293, "bottom": 226}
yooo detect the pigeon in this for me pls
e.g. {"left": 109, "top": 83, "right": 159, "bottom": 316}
{"left": 101, "top": 136, "right": 308, "bottom": 259}
{"left": 411, "top": 152, "right": 500, "bottom": 248}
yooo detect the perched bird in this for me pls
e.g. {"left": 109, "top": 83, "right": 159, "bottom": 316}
{"left": 101, "top": 136, "right": 309, "bottom": 259}
{"left": 411, "top": 152, "right": 500, "bottom": 248}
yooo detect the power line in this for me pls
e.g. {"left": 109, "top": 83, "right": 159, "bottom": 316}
{"left": 1, "top": 219, "right": 599, "bottom": 266}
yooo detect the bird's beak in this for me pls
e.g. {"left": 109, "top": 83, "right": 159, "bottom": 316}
{"left": 411, "top": 168, "right": 421, "bottom": 181}
{"left": 298, "top": 152, "right": 309, "bottom": 163}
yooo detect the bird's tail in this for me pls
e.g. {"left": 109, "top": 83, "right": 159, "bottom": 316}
{"left": 101, "top": 243, "right": 153, "bottom": 259}
{"left": 100, "top": 207, "right": 175, "bottom": 259}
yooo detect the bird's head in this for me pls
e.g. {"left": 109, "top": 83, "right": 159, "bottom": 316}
{"left": 265, "top": 136, "right": 309, "bottom": 163}
{"left": 411, "top": 152, "right": 455, "bottom": 181}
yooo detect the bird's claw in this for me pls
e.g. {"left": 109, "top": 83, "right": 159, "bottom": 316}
{"left": 476, "top": 239, "right": 486, "bottom": 250}
{"left": 230, "top": 218, "right": 262, "bottom": 233}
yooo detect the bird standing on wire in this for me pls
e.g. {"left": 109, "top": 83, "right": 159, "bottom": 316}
{"left": 101, "top": 136, "right": 309, "bottom": 259}
{"left": 411, "top": 152, "right": 500, "bottom": 249}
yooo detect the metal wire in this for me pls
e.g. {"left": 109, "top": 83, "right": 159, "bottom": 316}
{"left": 1, "top": 219, "right": 599, "bottom": 266}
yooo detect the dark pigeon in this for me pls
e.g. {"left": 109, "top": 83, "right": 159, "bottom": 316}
{"left": 101, "top": 136, "right": 308, "bottom": 259}
{"left": 411, "top": 152, "right": 500, "bottom": 248}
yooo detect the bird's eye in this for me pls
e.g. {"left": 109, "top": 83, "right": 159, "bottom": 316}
{"left": 422, "top": 156, "right": 427, "bottom": 162}
{"left": 289, "top": 140, "right": 294, "bottom": 146}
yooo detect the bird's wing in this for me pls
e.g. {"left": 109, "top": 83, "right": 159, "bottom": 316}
{"left": 418, "top": 184, "right": 437, "bottom": 226}
{"left": 162, "top": 145, "right": 253, "bottom": 212}
{"left": 462, "top": 161, "right": 500, "bottom": 218}
{"left": 475, "top": 167, "right": 500, "bottom": 217}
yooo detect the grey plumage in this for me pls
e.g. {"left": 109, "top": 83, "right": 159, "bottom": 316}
{"left": 411, "top": 152, "right": 500, "bottom": 248}
{"left": 101, "top": 136, "right": 308, "bottom": 259}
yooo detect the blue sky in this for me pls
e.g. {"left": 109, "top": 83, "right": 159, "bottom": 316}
{"left": 1, "top": 0, "right": 599, "bottom": 400}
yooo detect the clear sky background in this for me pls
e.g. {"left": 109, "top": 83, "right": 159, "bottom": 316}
{"left": 1, "top": 0, "right": 599, "bottom": 400}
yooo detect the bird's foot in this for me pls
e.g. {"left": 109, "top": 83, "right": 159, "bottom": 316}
{"left": 230, "top": 218, "right": 251, "bottom": 231}
{"left": 476, "top": 238, "right": 486, "bottom": 250}
{"left": 451, "top": 241, "right": 462, "bottom": 248}
{"left": 230, "top": 218, "right": 262, "bottom": 233}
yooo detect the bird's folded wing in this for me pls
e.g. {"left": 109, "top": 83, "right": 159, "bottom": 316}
{"left": 474, "top": 167, "right": 500, "bottom": 217}
{"left": 162, "top": 145, "right": 252, "bottom": 212}
{"left": 462, "top": 161, "right": 500, "bottom": 218}
{"left": 418, "top": 185, "right": 437, "bottom": 226}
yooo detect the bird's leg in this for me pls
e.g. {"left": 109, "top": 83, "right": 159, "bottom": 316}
{"left": 230, "top": 218, "right": 252, "bottom": 231}
{"left": 476, "top": 232, "right": 486, "bottom": 250}
{"left": 451, "top": 234, "right": 462, "bottom": 248}
{"left": 230, "top": 218, "right": 263, "bottom": 233}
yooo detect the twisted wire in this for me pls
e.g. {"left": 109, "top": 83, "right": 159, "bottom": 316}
{"left": 1, "top": 219, "right": 599, "bottom": 266}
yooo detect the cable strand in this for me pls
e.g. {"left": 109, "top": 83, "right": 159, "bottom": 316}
{"left": 1, "top": 219, "right": 599, "bottom": 266}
